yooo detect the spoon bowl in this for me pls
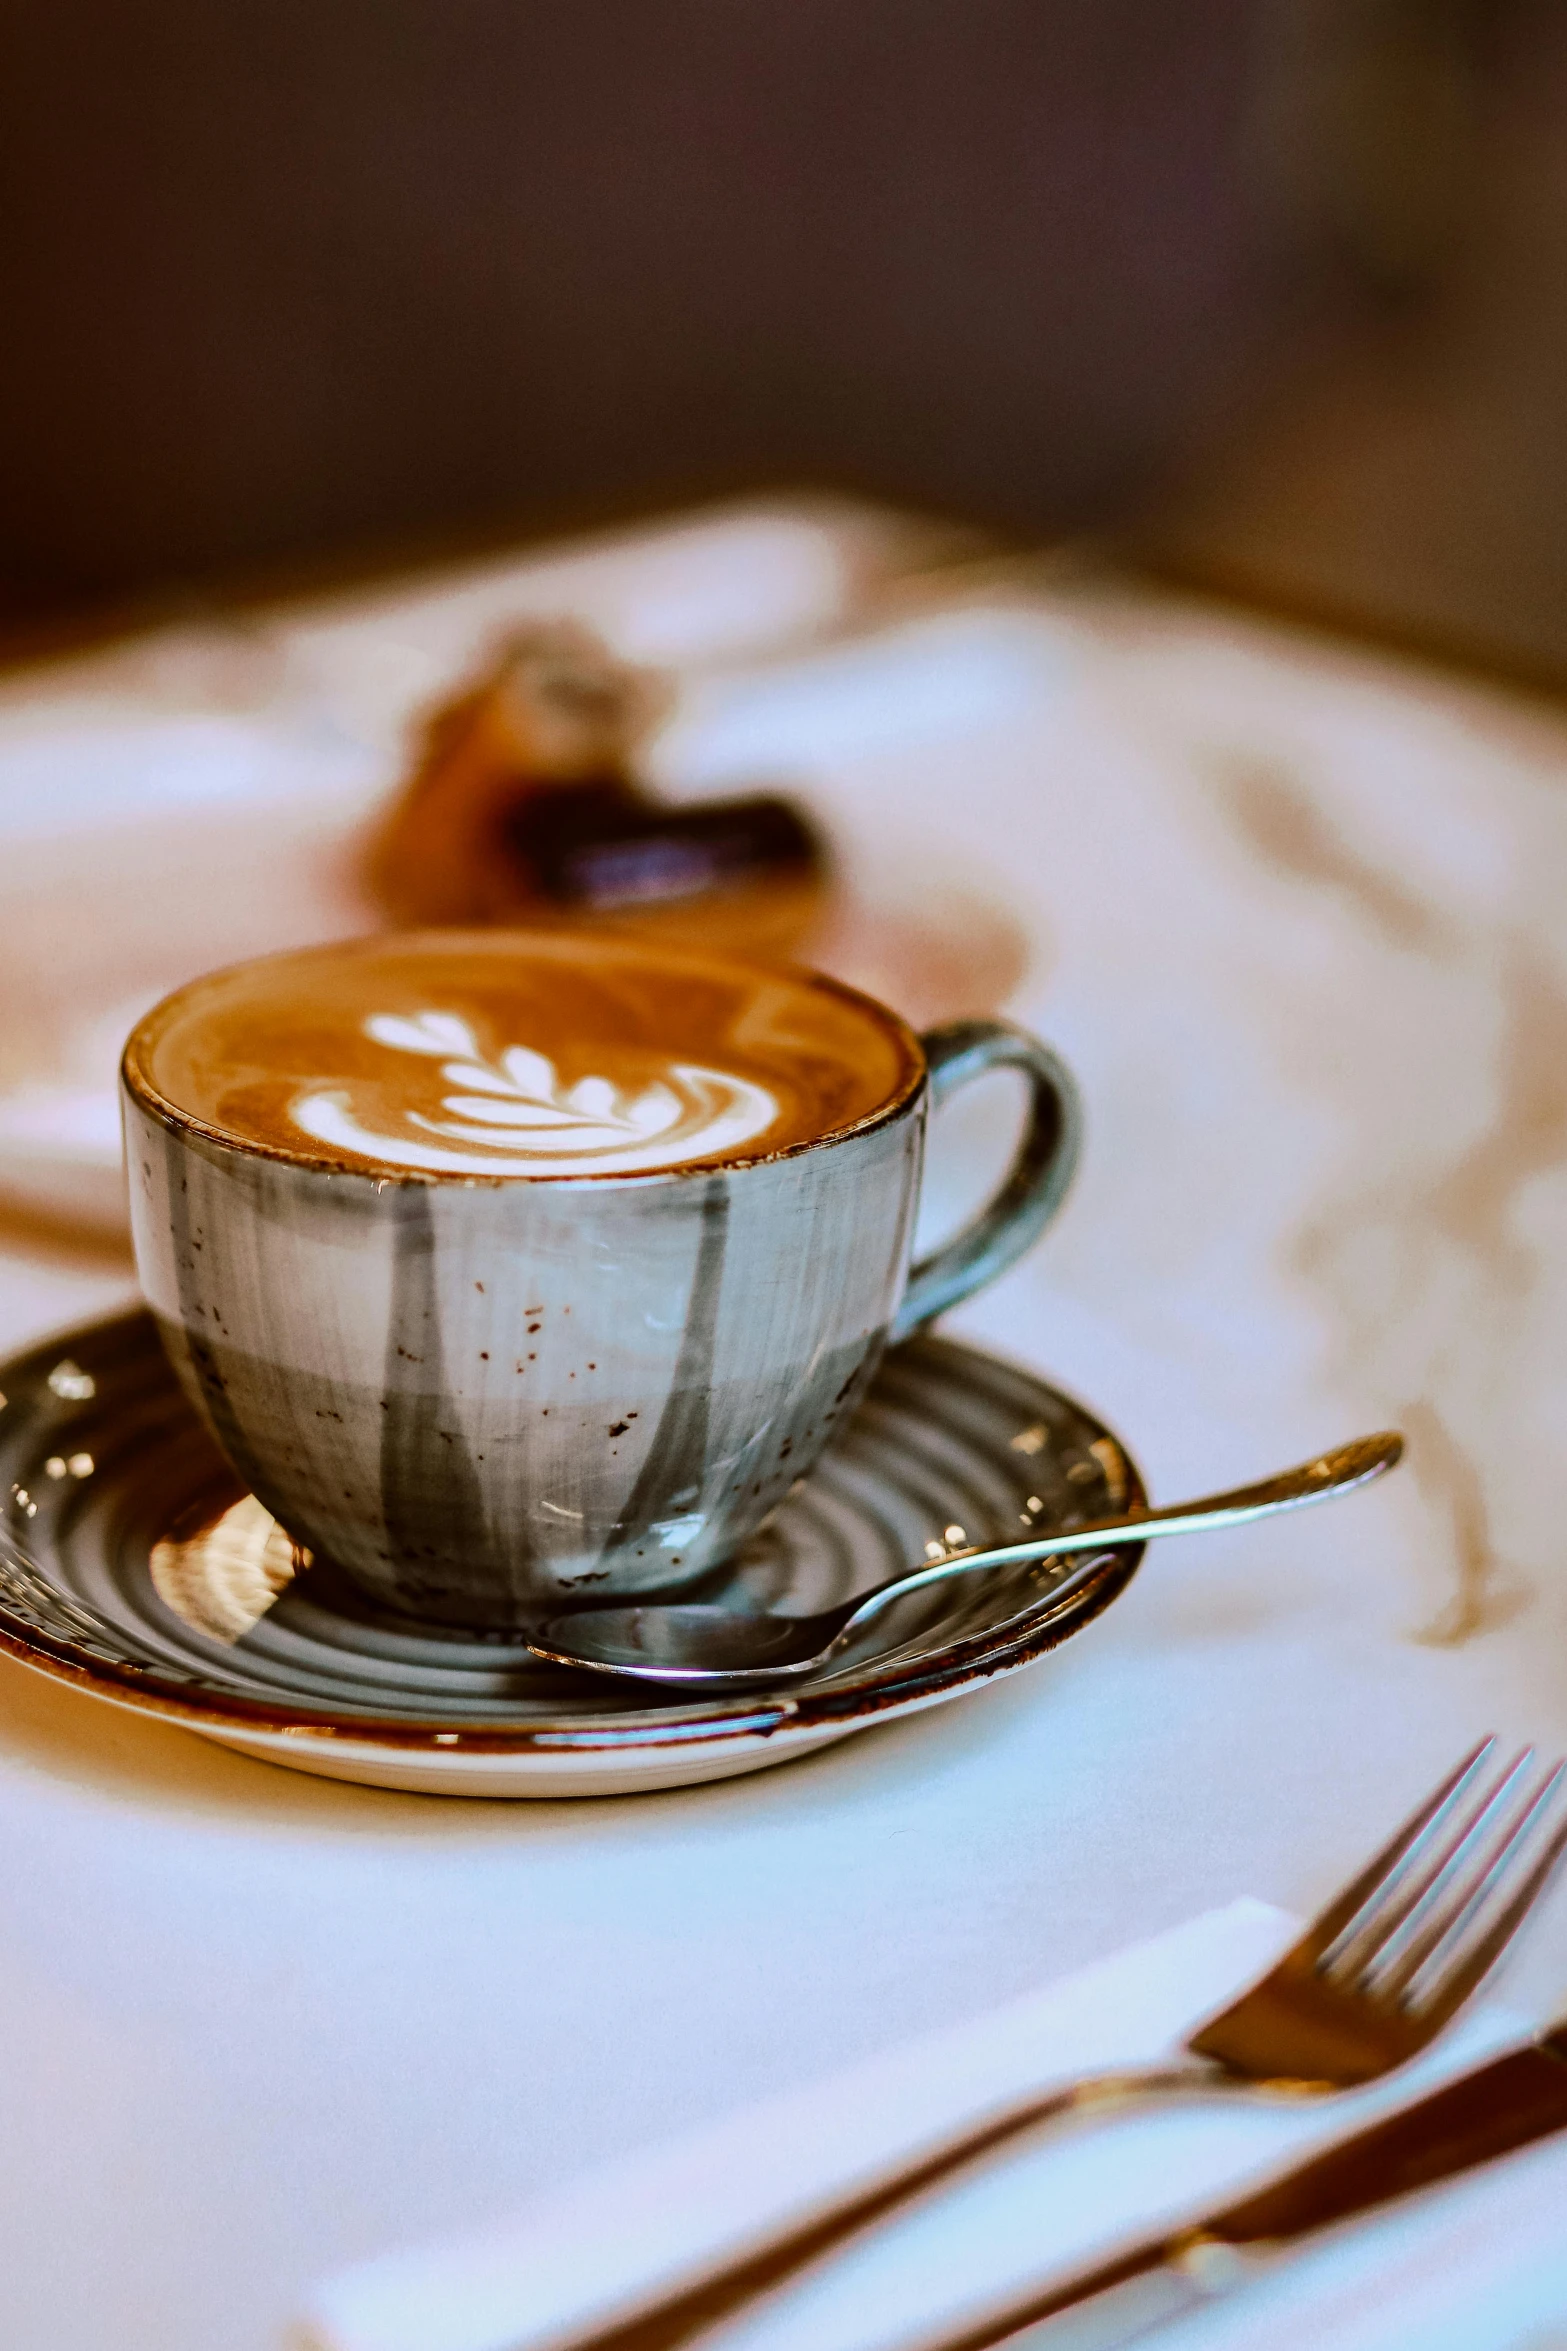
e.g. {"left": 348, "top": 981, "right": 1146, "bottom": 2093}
{"left": 529, "top": 1430, "right": 1403, "bottom": 1688}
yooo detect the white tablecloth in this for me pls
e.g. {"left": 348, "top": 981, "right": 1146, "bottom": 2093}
{"left": 3, "top": 508, "right": 1567, "bottom": 2351}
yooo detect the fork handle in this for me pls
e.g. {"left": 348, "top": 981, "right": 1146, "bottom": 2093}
{"left": 298, "top": 2021, "right": 1302, "bottom": 2351}
{"left": 570, "top": 2062, "right": 1245, "bottom": 2351}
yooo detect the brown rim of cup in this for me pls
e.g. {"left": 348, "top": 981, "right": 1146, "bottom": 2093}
{"left": 119, "top": 928, "right": 930, "bottom": 1185}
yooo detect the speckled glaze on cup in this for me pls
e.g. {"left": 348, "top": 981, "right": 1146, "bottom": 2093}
{"left": 123, "top": 934, "right": 1078, "bottom": 1629}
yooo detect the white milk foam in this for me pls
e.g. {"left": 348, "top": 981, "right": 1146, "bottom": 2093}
{"left": 289, "top": 1010, "right": 781, "bottom": 1176}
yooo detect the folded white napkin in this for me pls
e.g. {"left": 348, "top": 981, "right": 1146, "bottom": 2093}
{"left": 293, "top": 1900, "right": 1527, "bottom": 2351}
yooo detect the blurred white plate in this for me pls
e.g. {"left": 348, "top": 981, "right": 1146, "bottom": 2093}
{"left": 0, "top": 511, "right": 1044, "bottom": 1235}
{"left": 0, "top": 744, "right": 385, "bottom": 1232}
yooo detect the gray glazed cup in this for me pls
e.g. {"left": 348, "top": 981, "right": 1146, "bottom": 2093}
{"left": 124, "top": 982, "right": 1079, "bottom": 1629}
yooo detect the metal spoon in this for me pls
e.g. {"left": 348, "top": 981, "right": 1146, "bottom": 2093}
{"left": 527, "top": 1429, "right": 1403, "bottom": 1688}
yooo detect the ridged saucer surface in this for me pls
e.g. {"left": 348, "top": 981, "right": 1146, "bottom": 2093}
{"left": 0, "top": 1310, "right": 1144, "bottom": 1796}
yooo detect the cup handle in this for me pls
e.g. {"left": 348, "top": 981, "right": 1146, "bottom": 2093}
{"left": 890, "top": 1020, "right": 1081, "bottom": 1341}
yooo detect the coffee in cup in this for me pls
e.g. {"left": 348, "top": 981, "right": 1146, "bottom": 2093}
{"left": 124, "top": 929, "right": 1078, "bottom": 1628}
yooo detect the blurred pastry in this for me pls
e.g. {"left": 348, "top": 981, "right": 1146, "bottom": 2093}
{"left": 366, "top": 621, "right": 829, "bottom": 957}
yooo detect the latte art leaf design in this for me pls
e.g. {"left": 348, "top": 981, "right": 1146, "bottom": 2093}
{"left": 289, "top": 1009, "right": 781, "bottom": 1176}
{"left": 369, "top": 1012, "right": 702, "bottom": 1150}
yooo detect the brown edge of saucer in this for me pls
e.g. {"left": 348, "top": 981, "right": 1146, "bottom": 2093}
{"left": 0, "top": 1306, "right": 1147, "bottom": 1757}
{"left": 119, "top": 926, "right": 930, "bottom": 1186}
{"left": 0, "top": 1544, "right": 1145, "bottom": 1755}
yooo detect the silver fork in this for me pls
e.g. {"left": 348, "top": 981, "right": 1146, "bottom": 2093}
{"left": 1116, "top": 1734, "right": 1567, "bottom": 2096}
{"left": 592, "top": 1740, "right": 1567, "bottom": 2351}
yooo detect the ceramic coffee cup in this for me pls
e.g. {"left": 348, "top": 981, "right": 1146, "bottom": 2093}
{"left": 122, "top": 930, "right": 1079, "bottom": 1628}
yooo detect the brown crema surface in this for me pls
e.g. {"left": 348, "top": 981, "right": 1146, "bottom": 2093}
{"left": 125, "top": 930, "right": 922, "bottom": 1177}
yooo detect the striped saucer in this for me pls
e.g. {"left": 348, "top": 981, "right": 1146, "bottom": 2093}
{"left": 0, "top": 1308, "right": 1145, "bottom": 1797}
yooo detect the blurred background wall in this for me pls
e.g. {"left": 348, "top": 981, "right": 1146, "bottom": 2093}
{"left": 1143, "top": 0, "right": 1567, "bottom": 684}
{"left": 3, "top": 0, "right": 1565, "bottom": 677}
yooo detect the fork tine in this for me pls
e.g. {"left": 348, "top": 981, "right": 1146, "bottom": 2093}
{"left": 1362, "top": 1750, "right": 1548, "bottom": 1999}
{"left": 1331, "top": 1746, "right": 1536, "bottom": 1983}
{"left": 1302, "top": 1736, "right": 1497, "bottom": 1965}
{"left": 1393, "top": 1762, "right": 1567, "bottom": 2018}
{"left": 1416, "top": 1805, "right": 1567, "bottom": 2025}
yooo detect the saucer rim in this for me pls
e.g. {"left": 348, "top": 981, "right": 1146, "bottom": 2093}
{"left": 0, "top": 1307, "right": 1146, "bottom": 1758}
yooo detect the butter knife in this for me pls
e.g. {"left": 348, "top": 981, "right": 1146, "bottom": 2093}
{"left": 968, "top": 2023, "right": 1567, "bottom": 2351}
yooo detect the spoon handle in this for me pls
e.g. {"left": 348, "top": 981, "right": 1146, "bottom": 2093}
{"left": 856, "top": 1430, "right": 1403, "bottom": 1612}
